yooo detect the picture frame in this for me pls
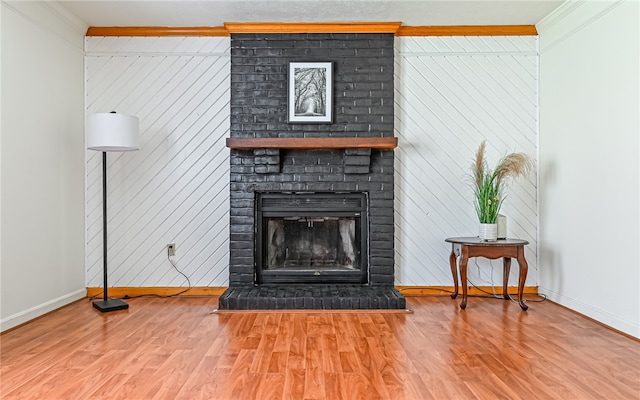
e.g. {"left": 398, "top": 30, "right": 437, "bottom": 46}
{"left": 288, "top": 61, "right": 333, "bottom": 123}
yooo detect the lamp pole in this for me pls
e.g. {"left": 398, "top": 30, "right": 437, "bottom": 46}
{"left": 93, "top": 150, "right": 129, "bottom": 312}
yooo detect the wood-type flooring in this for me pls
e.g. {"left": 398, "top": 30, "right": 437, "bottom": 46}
{"left": 1, "top": 295, "right": 638, "bottom": 399}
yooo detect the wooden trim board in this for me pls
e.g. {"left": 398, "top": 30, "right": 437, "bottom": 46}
{"left": 224, "top": 22, "right": 402, "bottom": 34}
{"left": 396, "top": 25, "right": 537, "bottom": 36}
{"left": 396, "top": 285, "right": 539, "bottom": 296}
{"left": 86, "top": 24, "right": 537, "bottom": 37}
{"left": 226, "top": 137, "right": 398, "bottom": 150}
{"left": 86, "top": 26, "right": 230, "bottom": 37}
{"left": 86, "top": 287, "right": 227, "bottom": 298}
{"left": 86, "top": 286, "right": 538, "bottom": 298}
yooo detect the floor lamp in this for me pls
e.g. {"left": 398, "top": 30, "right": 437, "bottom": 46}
{"left": 87, "top": 112, "right": 140, "bottom": 312}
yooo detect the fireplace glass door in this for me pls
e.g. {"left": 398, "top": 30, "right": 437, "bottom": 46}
{"left": 256, "top": 193, "right": 368, "bottom": 284}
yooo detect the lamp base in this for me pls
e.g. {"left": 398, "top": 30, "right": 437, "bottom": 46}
{"left": 93, "top": 298, "right": 129, "bottom": 312}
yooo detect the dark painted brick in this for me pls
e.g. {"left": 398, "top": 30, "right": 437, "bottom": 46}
{"left": 255, "top": 156, "right": 279, "bottom": 165}
{"left": 368, "top": 174, "right": 394, "bottom": 184}
{"left": 304, "top": 165, "right": 332, "bottom": 174}
{"left": 370, "top": 266, "right": 394, "bottom": 275}
{"left": 230, "top": 233, "right": 253, "bottom": 242}
{"left": 343, "top": 156, "right": 370, "bottom": 166}
{"left": 342, "top": 174, "right": 369, "bottom": 183}
{"left": 230, "top": 248, "right": 254, "bottom": 258}
{"left": 230, "top": 199, "right": 253, "bottom": 208}
{"left": 369, "top": 199, "right": 394, "bottom": 209}
{"left": 228, "top": 276, "right": 251, "bottom": 286}
{"left": 369, "top": 207, "right": 394, "bottom": 217}
{"left": 242, "top": 175, "right": 270, "bottom": 183}
{"left": 344, "top": 165, "right": 370, "bottom": 174}
{"left": 371, "top": 215, "right": 394, "bottom": 225}
{"left": 371, "top": 275, "right": 395, "bottom": 285}
{"left": 230, "top": 184, "right": 255, "bottom": 194}
{"left": 230, "top": 166, "right": 255, "bottom": 174}
{"left": 229, "top": 262, "right": 254, "bottom": 273}
{"left": 278, "top": 183, "right": 308, "bottom": 191}
{"left": 369, "top": 249, "right": 394, "bottom": 259}
{"left": 315, "top": 174, "right": 344, "bottom": 182}
{"left": 370, "top": 231, "right": 393, "bottom": 241}
{"left": 263, "top": 174, "right": 292, "bottom": 183}
{"left": 229, "top": 240, "right": 252, "bottom": 249}
{"left": 230, "top": 224, "right": 253, "bottom": 234}
{"left": 230, "top": 188, "right": 254, "bottom": 198}
{"left": 344, "top": 148, "right": 371, "bottom": 156}
{"left": 305, "top": 183, "right": 334, "bottom": 191}
{"left": 255, "top": 165, "right": 281, "bottom": 174}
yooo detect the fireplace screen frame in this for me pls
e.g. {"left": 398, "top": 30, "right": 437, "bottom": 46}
{"left": 256, "top": 192, "right": 368, "bottom": 284}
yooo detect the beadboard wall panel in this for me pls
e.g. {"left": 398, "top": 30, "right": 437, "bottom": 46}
{"left": 394, "top": 36, "right": 538, "bottom": 287}
{"left": 85, "top": 37, "right": 231, "bottom": 288}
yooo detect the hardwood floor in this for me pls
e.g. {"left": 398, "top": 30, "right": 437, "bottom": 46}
{"left": 1, "top": 295, "right": 638, "bottom": 399}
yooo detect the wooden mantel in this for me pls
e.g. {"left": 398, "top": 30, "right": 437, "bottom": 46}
{"left": 226, "top": 137, "right": 398, "bottom": 150}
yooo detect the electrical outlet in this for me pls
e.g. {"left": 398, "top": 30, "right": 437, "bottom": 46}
{"left": 167, "top": 243, "right": 176, "bottom": 257}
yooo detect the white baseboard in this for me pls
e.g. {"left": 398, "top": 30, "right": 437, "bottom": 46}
{"left": 540, "top": 286, "right": 639, "bottom": 339}
{"left": 0, "top": 289, "right": 86, "bottom": 333}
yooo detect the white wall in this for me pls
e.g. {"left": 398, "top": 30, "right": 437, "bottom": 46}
{"left": 84, "top": 37, "right": 230, "bottom": 288}
{"left": 538, "top": 0, "right": 640, "bottom": 337}
{"left": 0, "top": 1, "right": 86, "bottom": 331}
{"left": 394, "top": 36, "right": 538, "bottom": 288}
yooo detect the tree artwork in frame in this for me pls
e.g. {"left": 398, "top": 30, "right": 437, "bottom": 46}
{"left": 288, "top": 62, "right": 333, "bottom": 123}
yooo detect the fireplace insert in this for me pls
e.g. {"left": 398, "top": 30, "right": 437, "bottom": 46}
{"left": 256, "top": 192, "right": 368, "bottom": 284}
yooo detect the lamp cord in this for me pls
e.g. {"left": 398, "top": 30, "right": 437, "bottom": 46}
{"left": 166, "top": 253, "right": 192, "bottom": 297}
{"left": 88, "top": 254, "right": 192, "bottom": 300}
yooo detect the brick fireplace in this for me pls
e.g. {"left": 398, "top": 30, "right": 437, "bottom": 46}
{"left": 218, "top": 33, "right": 405, "bottom": 309}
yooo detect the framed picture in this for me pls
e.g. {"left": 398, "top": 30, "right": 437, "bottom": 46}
{"left": 288, "top": 61, "right": 333, "bottom": 123}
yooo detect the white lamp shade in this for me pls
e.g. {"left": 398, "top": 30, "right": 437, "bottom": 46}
{"left": 87, "top": 113, "right": 140, "bottom": 152}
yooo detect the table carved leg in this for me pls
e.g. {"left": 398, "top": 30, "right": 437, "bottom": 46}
{"left": 516, "top": 248, "right": 529, "bottom": 311}
{"left": 449, "top": 246, "right": 459, "bottom": 300}
{"left": 459, "top": 247, "right": 469, "bottom": 309}
{"left": 502, "top": 257, "right": 512, "bottom": 301}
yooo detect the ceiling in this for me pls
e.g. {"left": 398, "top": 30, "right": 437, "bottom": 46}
{"left": 58, "top": 0, "right": 564, "bottom": 28}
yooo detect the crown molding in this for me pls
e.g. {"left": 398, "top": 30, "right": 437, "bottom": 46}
{"left": 224, "top": 22, "right": 402, "bottom": 34}
{"left": 85, "top": 23, "right": 540, "bottom": 37}
{"left": 4, "top": 1, "right": 87, "bottom": 49}
{"left": 396, "top": 25, "right": 537, "bottom": 36}
{"left": 537, "top": 0, "right": 625, "bottom": 53}
{"left": 86, "top": 26, "right": 229, "bottom": 36}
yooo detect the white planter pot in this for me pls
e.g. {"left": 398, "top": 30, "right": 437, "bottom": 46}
{"left": 479, "top": 223, "right": 498, "bottom": 241}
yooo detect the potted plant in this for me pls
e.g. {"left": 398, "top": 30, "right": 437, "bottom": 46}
{"left": 472, "top": 141, "right": 534, "bottom": 241}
